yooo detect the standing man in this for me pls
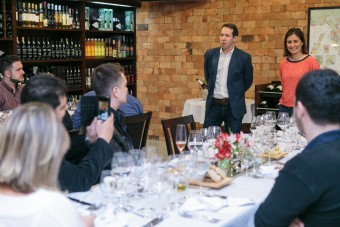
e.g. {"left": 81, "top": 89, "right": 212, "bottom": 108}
{"left": 203, "top": 23, "right": 253, "bottom": 133}
{"left": 92, "top": 63, "right": 134, "bottom": 152}
{"left": 0, "top": 55, "right": 25, "bottom": 111}
{"left": 255, "top": 69, "right": 340, "bottom": 226}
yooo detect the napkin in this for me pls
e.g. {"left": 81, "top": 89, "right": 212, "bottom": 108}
{"left": 94, "top": 206, "right": 129, "bottom": 227}
{"left": 180, "top": 197, "right": 226, "bottom": 213}
{"left": 179, "top": 196, "right": 255, "bottom": 213}
{"left": 260, "top": 165, "right": 279, "bottom": 178}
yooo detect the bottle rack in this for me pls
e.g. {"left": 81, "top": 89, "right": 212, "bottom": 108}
{"left": 0, "top": 0, "right": 140, "bottom": 96}
{"left": 255, "top": 82, "right": 282, "bottom": 116}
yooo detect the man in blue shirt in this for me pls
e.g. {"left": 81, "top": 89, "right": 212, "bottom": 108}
{"left": 255, "top": 69, "right": 340, "bottom": 227}
{"left": 71, "top": 90, "right": 143, "bottom": 129}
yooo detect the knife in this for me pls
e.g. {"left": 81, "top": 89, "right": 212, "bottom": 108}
{"left": 141, "top": 216, "right": 163, "bottom": 227}
{"left": 205, "top": 193, "right": 228, "bottom": 199}
{"left": 67, "top": 197, "right": 98, "bottom": 210}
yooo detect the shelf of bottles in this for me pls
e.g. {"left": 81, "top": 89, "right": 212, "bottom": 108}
{"left": 85, "top": 35, "right": 134, "bottom": 59}
{"left": 255, "top": 81, "right": 282, "bottom": 115}
{"left": 23, "top": 65, "right": 82, "bottom": 91}
{"left": 16, "top": 1, "right": 80, "bottom": 30}
{"left": 17, "top": 36, "right": 82, "bottom": 61}
{"left": 0, "top": 1, "right": 13, "bottom": 39}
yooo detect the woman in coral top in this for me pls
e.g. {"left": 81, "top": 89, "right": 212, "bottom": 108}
{"left": 279, "top": 28, "right": 320, "bottom": 116}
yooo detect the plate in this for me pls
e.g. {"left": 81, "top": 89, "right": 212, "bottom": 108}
{"left": 259, "top": 152, "right": 288, "bottom": 160}
{"left": 189, "top": 176, "right": 232, "bottom": 189}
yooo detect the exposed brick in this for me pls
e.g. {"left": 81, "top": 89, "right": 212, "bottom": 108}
{"left": 136, "top": 0, "right": 338, "bottom": 140}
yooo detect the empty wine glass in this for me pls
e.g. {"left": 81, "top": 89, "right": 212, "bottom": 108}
{"left": 250, "top": 116, "right": 258, "bottom": 136}
{"left": 277, "top": 112, "right": 289, "bottom": 141}
{"left": 262, "top": 128, "right": 277, "bottom": 166}
{"left": 264, "top": 111, "right": 276, "bottom": 130}
{"left": 176, "top": 124, "right": 187, "bottom": 154}
{"left": 187, "top": 130, "right": 204, "bottom": 158}
{"left": 207, "top": 126, "right": 221, "bottom": 147}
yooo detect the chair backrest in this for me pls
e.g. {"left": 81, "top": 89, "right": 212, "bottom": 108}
{"left": 161, "top": 115, "right": 196, "bottom": 156}
{"left": 68, "top": 129, "right": 80, "bottom": 138}
{"left": 122, "top": 111, "right": 153, "bottom": 149}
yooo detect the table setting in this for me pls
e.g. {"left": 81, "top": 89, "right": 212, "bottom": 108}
{"left": 68, "top": 111, "right": 306, "bottom": 227}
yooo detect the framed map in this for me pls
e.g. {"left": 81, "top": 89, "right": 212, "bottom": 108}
{"left": 308, "top": 7, "right": 340, "bottom": 74}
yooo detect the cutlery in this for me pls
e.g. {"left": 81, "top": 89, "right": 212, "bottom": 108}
{"left": 67, "top": 197, "right": 99, "bottom": 210}
{"left": 204, "top": 193, "right": 227, "bottom": 199}
{"left": 141, "top": 216, "right": 163, "bottom": 227}
{"left": 179, "top": 210, "right": 220, "bottom": 223}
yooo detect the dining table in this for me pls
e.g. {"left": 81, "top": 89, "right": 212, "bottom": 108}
{"left": 182, "top": 98, "right": 255, "bottom": 124}
{"left": 68, "top": 148, "right": 302, "bottom": 227}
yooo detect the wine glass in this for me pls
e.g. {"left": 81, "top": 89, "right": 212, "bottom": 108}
{"left": 262, "top": 128, "right": 277, "bottom": 166}
{"left": 277, "top": 112, "right": 289, "bottom": 142}
{"left": 250, "top": 116, "right": 258, "bottom": 136}
{"left": 200, "top": 128, "right": 210, "bottom": 159}
{"left": 207, "top": 126, "right": 221, "bottom": 146}
{"left": 264, "top": 111, "right": 276, "bottom": 130}
{"left": 187, "top": 130, "right": 204, "bottom": 158}
{"left": 175, "top": 124, "right": 187, "bottom": 154}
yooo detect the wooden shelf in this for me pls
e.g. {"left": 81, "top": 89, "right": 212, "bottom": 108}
{"left": 1, "top": 0, "right": 138, "bottom": 96}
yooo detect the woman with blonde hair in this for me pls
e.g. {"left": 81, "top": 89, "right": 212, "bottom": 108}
{"left": 0, "top": 102, "right": 92, "bottom": 226}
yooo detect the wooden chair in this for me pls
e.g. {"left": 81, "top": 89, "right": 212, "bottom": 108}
{"left": 122, "top": 111, "right": 153, "bottom": 149}
{"left": 161, "top": 115, "right": 196, "bottom": 156}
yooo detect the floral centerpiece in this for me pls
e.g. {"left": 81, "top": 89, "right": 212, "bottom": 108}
{"left": 214, "top": 132, "right": 249, "bottom": 177}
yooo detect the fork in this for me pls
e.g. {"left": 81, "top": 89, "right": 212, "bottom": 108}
{"left": 179, "top": 210, "right": 220, "bottom": 223}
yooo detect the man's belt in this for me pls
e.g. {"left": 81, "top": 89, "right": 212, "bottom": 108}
{"left": 212, "top": 97, "right": 229, "bottom": 105}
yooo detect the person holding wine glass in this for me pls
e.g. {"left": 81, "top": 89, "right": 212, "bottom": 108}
{"left": 175, "top": 124, "right": 187, "bottom": 154}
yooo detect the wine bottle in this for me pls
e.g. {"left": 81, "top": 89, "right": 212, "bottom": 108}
{"left": 32, "top": 37, "right": 38, "bottom": 59}
{"left": 16, "top": 37, "right": 22, "bottom": 59}
{"left": 36, "top": 38, "right": 42, "bottom": 60}
{"left": 21, "top": 36, "right": 27, "bottom": 60}
{"left": 273, "top": 84, "right": 282, "bottom": 92}
{"left": 265, "top": 84, "right": 275, "bottom": 92}
{"left": 38, "top": 2, "right": 43, "bottom": 28}
{"left": 196, "top": 78, "right": 208, "bottom": 89}
{"left": 259, "top": 100, "right": 268, "bottom": 108}
{"left": 17, "top": 1, "right": 23, "bottom": 27}
{"left": 26, "top": 37, "right": 33, "bottom": 60}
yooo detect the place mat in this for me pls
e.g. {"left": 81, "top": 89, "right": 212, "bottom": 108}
{"left": 189, "top": 176, "right": 232, "bottom": 189}
{"left": 259, "top": 152, "right": 288, "bottom": 160}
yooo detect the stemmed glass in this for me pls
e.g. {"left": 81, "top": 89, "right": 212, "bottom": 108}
{"left": 277, "top": 112, "right": 289, "bottom": 142}
{"left": 199, "top": 128, "right": 209, "bottom": 158}
{"left": 264, "top": 111, "right": 276, "bottom": 130}
{"left": 176, "top": 124, "right": 187, "bottom": 154}
{"left": 187, "top": 130, "right": 204, "bottom": 157}
{"left": 262, "top": 128, "right": 277, "bottom": 166}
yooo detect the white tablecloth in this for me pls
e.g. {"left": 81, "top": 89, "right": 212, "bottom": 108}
{"left": 69, "top": 149, "right": 301, "bottom": 227}
{"left": 182, "top": 98, "right": 255, "bottom": 124}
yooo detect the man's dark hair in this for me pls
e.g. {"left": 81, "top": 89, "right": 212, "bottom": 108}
{"left": 91, "top": 63, "right": 125, "bottom": 97}
{"left": 283, "top": 27, "right": 308, "bottom": 56}
{"left": 295, "top": 69, "right": 340, "bottom": 125}
{"left": 221, "top": 23, "right": 239, "bottom": 37}
{"left": 0, "top": 55, "right": 21, "bottom": 75}
{"left": 21, "top": 73, "right": 67, "bottom": 109}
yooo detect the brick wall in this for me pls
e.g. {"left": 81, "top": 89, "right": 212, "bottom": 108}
{"left": 136, "top": 0, "right": 339, "bottom": 141}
